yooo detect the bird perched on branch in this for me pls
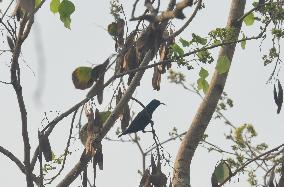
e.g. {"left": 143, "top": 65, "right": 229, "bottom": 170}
{"left": 118, "top": 99, "right": 165, "bottom": 137}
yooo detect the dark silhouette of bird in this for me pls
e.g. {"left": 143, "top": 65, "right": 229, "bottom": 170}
{"left": 274, "top": 80, "right": 283, "bottom": 114}
{"left": 118, "top": 99, "right": 165, "bottom": 137}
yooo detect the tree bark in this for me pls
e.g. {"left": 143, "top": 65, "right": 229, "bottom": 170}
{"left": 172, "top": 1, "right": 246, "bottom": 186}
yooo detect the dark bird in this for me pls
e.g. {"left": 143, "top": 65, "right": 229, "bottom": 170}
{"left": 274, "top": 80, "right": 283, "bottom": 114}
{"left": 118, "top": 99, "right": 165, "bottom": 137}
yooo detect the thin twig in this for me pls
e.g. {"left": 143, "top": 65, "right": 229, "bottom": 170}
{"left": 129, "top": 133, "right": 146, "bottom": 172}
{"left": 220, "top": 144, "right": 284, "bottom": 186}
{"left": 0, "top": 145, "right": 39, "bottom": 185}
{"left": 0, "top": 80, "right": 11, "bottom": 84}
{"left": 45, "top": 109, "right": 78, "bottom": 185}
{"left": 57, "top": 50, "right": 155, "bottom": 186}
{"left": 1, "top": 0, "right": 15, "bottom": 20}
{"left": 166, "top": 0, "right": 202, "bottom": 40}
{"left": 10, "top": 12, "right": 34, "bottom": 187}
{"left": 131, "top": 0, "right": 140, "bottom": 19}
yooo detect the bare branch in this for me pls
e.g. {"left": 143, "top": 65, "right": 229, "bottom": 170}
{"left": 172, "top": 1, "right": 246, "bottom": 186}
{"left": 155, "top": 0, "right": 193, "bottom": 22}
{"left": 10, "top": 13, "right": 34, "bottom": 187}
{"left": 166, "top": 0, "right": 202, "bottom": 40}
{"left": 131, "top": 0, "right": 141, "bottom": 19}
{"left": 0, "top": 80, "right": 11, "bottom": 84}
{"left": 57, "top": 50, "right": 154, "bottom": 186}
{"left": 0, "top": 145, "right": 26, "bottom": 174}
{"left": 44, "top": 109, "right": 78, "bottom": 185}
{"left": 0, "top": 145, "right": 39, "bottom": 185}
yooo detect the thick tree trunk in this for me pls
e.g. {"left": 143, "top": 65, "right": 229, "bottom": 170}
{"left": 172, "top": 1, "right": 246, "bottom": 186}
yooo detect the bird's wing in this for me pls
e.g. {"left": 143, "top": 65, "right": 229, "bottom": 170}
{"left": 126, "top": 111, "right": 151, "bottom": 132}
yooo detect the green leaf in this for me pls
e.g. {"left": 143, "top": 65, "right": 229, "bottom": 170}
{"left": 58, "top": 0, "right": 75, "bottom": 29}
{"left": 35, "top": 0, "right": 42, "bottom": 7}
{"left": 213, "top": 161, "right": 231, "bottom": 184}
{"left": 107, "top": 22, "right": 117, "bottom": 36}
{"left": 192, "top": 33, "right": 207, "bottom": 45}
{"left": 244, "top": 12, "right": 254, "bottom": 26}
{"left": 197, "top": 78, "right": 209, "bottom": 94}
{"left": 171, "top": 43, "right": 184, "bottom": 56}
{"left": 179, "top": 38, "right": 190, "bottom": 47}
{"left": 213, "top": 40, "right": 221, "bottom": 45}
{"left": 216, "top": 55, "right": 230, "bottom": 74}
{"left": 50, "top": 0, "right": 60, "bottom": 13}
{"left": 199, "top": 68, "right": 209, "bottom": 79}
{"left": 99, "top": 111, "right": 112, "bottom": 123}
{"left": 241, "top": 34, "right": 246, "bottom": 49}
{"left": 60, "top": 16, "right": 71, "bottom": 29}
{"left": 72, "top": 67, "right": 94, "bottom": 90}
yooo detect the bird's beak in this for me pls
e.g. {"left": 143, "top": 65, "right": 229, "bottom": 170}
{"left": 160, "top": 102, "right": 166, "bottom": 106}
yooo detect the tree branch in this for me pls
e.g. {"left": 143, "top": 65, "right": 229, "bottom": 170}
{"left": 172, "top": 1, "right": 246, "bottom": 186}
{"left": 57, "top": 50, "right": 154, "bottom": 186}
{"left": 155, "top": 0, "right": 193, "bottom": 22}
{"left": 166, "top": 0, "right": 202, "bottom": 40}
{"left": 0, "top": 145, "right": 39, "bottom": 185}
{"left": 44, "top": 110, "right": 78, "bottom": 185}
{"left": 220, "top": 144, "right": 284, "bottom": 186}
{"left": 10, "top": 14, "right": 34, "bottom": 187}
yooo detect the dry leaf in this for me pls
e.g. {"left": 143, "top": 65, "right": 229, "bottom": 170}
{"left": 96, "top": 75, "right": 104, "bottom": 104}
{"left": 124, "top": 31, "right": 136, "bottom": 48}
{"left": 158, "top": 44, "right": 171, "bottom": 73}
{"left": 159, "top": 45, "right": 167, "bottom": 62}
{"left": 152, "top": 66, "right": 162, "bottom": 91}
{"left": 94, "top": 109, "right": 103, "bottom": 132}
{"left": 149, "top": 154, "right": 167, "bottom": 186}
{"left": 136, "top": 29, "right": 150, "bottom": 64}
{"left": 116, "top": 18, "right": 125, "bottom": 48}
{"left": 93, "top": 143, "right": 103, "bottom": 170}
{"left": 7, "top": 36, "right": 14, "bottom": 52}
{"left": 151, "top": 154, "right": 157, "bottom": 174}
{"left": 87, "top": 59, "right": 109, "bottom": 99}
{"left": 121, "top": 47, "right": 137, "bottom": 85}
{"left": 115, "top": 32, "right": 136, "bottom": 74}
{"left": 39, "top": 134, "right": 53, "bottom": 162}
{"left": 85, "top": 108, "right": 96, "bottom": 155}
{"left": 139, "top": 169, "right": 151, "bottom": 187}
{"left": 116, "top": 88, "right": 122, "bottom": 105}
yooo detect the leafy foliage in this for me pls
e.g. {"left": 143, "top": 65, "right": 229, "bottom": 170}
{"left": 50, "top": 0, "right": 60, "bottom": 13}
{"left": 72, "top": 67, "right": 94, "bottom": 90}
{"left": 197, "top": 68, "right": 209, "bottom": 94}
{"left": 244, "top": 12, "right": 255, "bottom": 26}
{"left": 213, "top": 161, "right": 231, "bottom": 184}
{"left": 216, "top": 55, "right": 230, "bottom": 74}
{"left": 241, "top": 33, "right": 246, "bottom": 49}
{"left": 50, "top": 0, "right": 75, "bottom": 29}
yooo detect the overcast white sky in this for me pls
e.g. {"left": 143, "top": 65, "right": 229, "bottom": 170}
{"left": 0, "top": 0, "right": 283, "bottom": 186}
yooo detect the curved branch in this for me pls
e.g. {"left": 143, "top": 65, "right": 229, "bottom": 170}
{"left": 0, "top": 145, "right": 26, "bottom": 173}
{"left": 44, "top": 110, "right": 78, "bottom": 185}
{"left": 172, "top": 1, "right": 246, "bottom": 186}
{"left": 155, "top": 0, "right": 193, "bottom": 22}
{"left": 166, "top": 0, "right": 202, "bottom": 40}
{"left": 0, "top": 145, "right": 39, "bottom": 185}
{"left": 10, "top": 14, "right": 34, "bottom": 187}
{"left": 57, "top": 50, "right": 154, "bottom": 186}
